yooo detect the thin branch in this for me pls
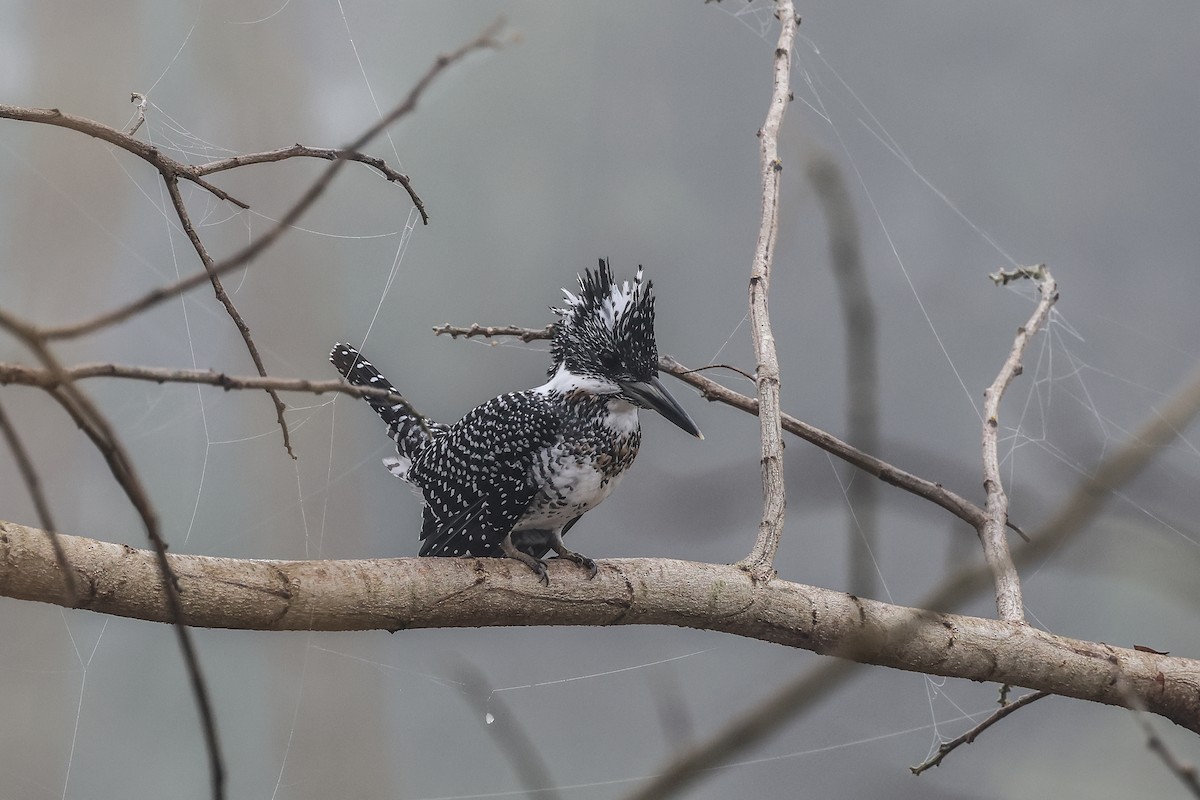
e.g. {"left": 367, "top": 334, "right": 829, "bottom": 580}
{"left": 0, "top": 361, "right": 407, "bottom": 403}
{"left": 30, "top": 18, "right": 506, "bottom": 342}
{"left": 195, "top": 145, "right": 428, "bottom": 224}
{"left": 0, "top": 398, "right": 77, "bottom": 603}
{"left": 909, "top": 690, "right": 1050, "bottom": 775}
{"left": 431, "top": 322, "right": 556, "bottom": 343}
{"left": 980, "top": 265, "right": 1057, "bottom": 622}
{"left": 4, "top": 520, "right": 1199, "bottom": 735}
{"left": 429, "top": 323, "right": 994, "bottom": 532}
{"left": 164, "top": 176, "right": 295, "bottom": 458}
{"left": 738, "top": 0, "right": 798, "bottom": 579}
{"left": 659, "top": 354, "right": 991, "bottom": 529}
{"left": 1140, "top": 716, "right": 1200, "bottom": 796}
{"left": 127, "top": 92, "right": 147, "bottom": 136}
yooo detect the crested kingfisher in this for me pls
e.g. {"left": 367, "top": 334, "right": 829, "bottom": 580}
{"left": 331, "top": 259, "right": 701, "bottom": 582}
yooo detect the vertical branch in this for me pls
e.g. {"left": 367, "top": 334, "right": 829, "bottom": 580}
{"left": 737, "top": 0, "right": 799, "bottom": 579}
{"left": 807, "top": 151, "right": 879, "bottom": 596}
{"left": 981, "top": 265, "right": 1058, "bottom": 622}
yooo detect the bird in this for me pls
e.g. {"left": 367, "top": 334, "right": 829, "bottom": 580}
{"left": 330, "top": 258, "right": 702, "bottom": 583}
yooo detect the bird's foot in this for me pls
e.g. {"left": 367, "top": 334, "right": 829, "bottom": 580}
{"left": 501, "top": 539, "right": 551, "bottom": 585}
{"left": 552, "top": 548, "right": 598, "bottom": 579}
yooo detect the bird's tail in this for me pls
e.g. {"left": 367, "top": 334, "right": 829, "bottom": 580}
{"left": 329, "top": 343, "right": 444, "bottom": 460}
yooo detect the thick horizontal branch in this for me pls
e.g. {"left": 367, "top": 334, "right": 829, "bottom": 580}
{"left": 3, "top": 519, "right": 1198, "bottom": 734}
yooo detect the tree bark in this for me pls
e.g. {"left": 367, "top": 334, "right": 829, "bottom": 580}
{"left": 3, "top": 519, "right": 1197, "bottom": 733}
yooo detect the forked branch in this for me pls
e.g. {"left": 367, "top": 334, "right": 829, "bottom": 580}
{"left": 910, "top": 690, "right": 1051, "bottom": 775}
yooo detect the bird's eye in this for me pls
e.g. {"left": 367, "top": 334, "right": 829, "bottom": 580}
{"left": 599, "top": 351, "right": 622, "bottom": 373}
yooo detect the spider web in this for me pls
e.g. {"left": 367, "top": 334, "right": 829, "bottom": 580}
{"left": 1, "top": 3, "right": 1198, "bottom": 800}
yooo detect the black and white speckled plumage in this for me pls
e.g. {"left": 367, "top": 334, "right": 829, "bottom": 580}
{"left": 330, "top": 259, "right": 700, "bottom": 582}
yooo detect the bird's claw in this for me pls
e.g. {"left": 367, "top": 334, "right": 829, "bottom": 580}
{"left": 554, "top": 550, "right": 598, "bottom": 579}
{"left": 524, "top": 558, "right": 550, "bottom": 585}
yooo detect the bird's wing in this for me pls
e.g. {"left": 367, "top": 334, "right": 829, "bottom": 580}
{"left": 413, "top": 391, "right": 561, "bottom": 558}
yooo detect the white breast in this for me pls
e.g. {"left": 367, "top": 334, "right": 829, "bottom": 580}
{"left": 514, "top": 446, "right": 627, "bottom": 531}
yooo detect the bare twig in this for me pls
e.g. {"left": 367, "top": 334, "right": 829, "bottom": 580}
{"left": 0, "top": 398, "right": 77, "bottom": 603}
{"left": 807, "top": 150, "right": 879, "bottom": 597}
{"left": 737, "top": 0, "right": 798, "bottom": 580}
{"left": 127, "top": 92, "right": 147, "bottom": 136}
{"left": 0, "top": 361, "right": 407, "bottom": 403}
{"left": 26, "top": 18, "right": 505, "bottom": 342}
{"left": 431, "top": 322, "right": 556, "bottom": 342}
{"left": 195, "top": 145, "right": 428, "bottom": 224}
{"left": 164, "top": 176, "right": 295, "bottom": 457}
{"left": 659, "top": 355, "right": 993, "bottom": 530}
{"left": 909, "top": 690, "right": 1050, "bottom": 775}
{"left": 980, "top": 264, "right": 1057, "bottom": 622}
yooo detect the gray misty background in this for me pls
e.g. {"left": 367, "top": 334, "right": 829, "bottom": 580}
{"left": 2, "top": 2, "right": 1199, "bottom": 798}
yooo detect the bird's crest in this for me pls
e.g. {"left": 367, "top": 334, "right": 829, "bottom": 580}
{"left": 550, "top": 259, "right": 658, "bottom": 382}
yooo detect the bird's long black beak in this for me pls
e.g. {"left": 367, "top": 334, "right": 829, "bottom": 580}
{"left": 621, "top": 376, "right": 703, "bottom": 439}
